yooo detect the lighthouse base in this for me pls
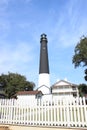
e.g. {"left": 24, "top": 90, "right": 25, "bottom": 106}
{"left": 38, "top": 73, "right": 50, "bottom": 94}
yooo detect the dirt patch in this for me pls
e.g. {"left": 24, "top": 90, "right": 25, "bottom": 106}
{"left": 0, "top": 126, "right": 10, "bottom": 130}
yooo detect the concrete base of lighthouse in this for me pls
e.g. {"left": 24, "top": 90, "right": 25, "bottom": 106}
{"left": 38, "top": 73, "right": 50, "bottom": 94}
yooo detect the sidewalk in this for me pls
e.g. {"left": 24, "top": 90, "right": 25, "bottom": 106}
{"left": 0, "top": 125, "right": 87, "bottom": 130}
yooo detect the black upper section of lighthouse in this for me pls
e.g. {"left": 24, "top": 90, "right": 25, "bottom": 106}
{"left": 39, "top": 33, "right": 49, "bottom": 74}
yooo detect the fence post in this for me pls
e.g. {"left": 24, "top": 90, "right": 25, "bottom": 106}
{"left": 0, "top": 98, "right": 87, "bottom": 127}
{"left": 82, "top": 97, "right": 87, "bottom": 126}
{"left": 66, "top": 99, "right": 70, "bottom": 127}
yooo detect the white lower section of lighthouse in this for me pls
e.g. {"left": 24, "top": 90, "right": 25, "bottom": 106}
{"left": 38, "top": 73, "right": 50, "bottom": 94}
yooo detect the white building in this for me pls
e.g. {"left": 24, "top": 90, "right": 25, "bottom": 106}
{"left": 51, "top": 80, "right": 79, "bottom": 100}
{"left": 16, "top": 80, "right": 79, "bottom": 103}
{"left": 16, "top": 90, "right": 43, "bottom": 106}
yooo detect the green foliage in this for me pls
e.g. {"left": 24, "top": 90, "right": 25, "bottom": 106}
{"left": 72, "top": 36, "right": 87, "bottom": 81}
{"left": 0, "top": 72, "right": 35, "bottom": 98}
{"left": 84, "top": 69, "right": 87, "bottom": 81}
{"left": 72, "top": 36, "right": 87, "bottom": 67}
{"left": 78, "top": 84, "right": 87, "bottom": 97}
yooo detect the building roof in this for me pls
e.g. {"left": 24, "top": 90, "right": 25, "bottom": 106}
{"left": 16, "top": 90, "right": 43, "bottom": 95}
{"left": 51, "top": 80, "right": 78, "bottom": 89}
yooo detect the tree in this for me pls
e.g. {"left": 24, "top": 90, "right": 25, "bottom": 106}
{"left": 72, "top": 36, "right": 87, "bottom": 81}
{"left": 78, "top": 84, "right": 87, "bottom": 97}
{"left": 84, "top": 69, "right": 87, "bottom": 81}
{"left": 0, "top": 72, "right": 35, "bottom": 98}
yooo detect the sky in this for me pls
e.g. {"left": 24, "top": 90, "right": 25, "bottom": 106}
{"left": 0, "top": 0, "right": 87, "bottom": 89}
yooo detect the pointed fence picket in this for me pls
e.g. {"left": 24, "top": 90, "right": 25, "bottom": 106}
{"left": 0, "top": 97, "right": 87, "bottom": 127}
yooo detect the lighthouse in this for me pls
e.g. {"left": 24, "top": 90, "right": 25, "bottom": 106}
{"left": 38, "top": 33, "right": 50, "bottom": 94}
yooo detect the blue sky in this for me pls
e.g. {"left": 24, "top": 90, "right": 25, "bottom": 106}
{"left": 0, "top": 0, "right": 87, "bottom": 88}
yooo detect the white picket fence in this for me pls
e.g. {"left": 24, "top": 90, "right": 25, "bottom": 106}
{"left": 0, "top": 97, "right": 87, "bottom": 128}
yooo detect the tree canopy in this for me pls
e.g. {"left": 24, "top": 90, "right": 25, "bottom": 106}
{"left": 78, "top": 84, "right": 87, "bottom": 97}
{"left": 72, "top": 36, "right": 87, "bottom": 81}
{"left": 0, "top": 72, "right": 35, "bottom": 98}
